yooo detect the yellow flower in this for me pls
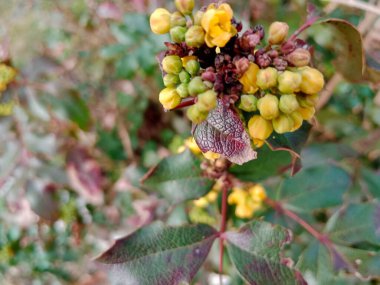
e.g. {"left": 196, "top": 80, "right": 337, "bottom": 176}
{"left": 203, "top": 151, "right": 220, "bottom": 160}
{"left": 181, "top": 56, "right": 198, "bottom": 67}
{"left": 248, "top": 185, "right": 267, "bottom": 203}
{"left": 248, "top": 115, "right": 273, "bottom": 141}
{"left": 150, "top": 8, "right": 171, "bottom": 35}
{"left": 201, "top": 3, "right": 237, "bottom": 48}
{"left": 239, "top": 63, "right": 259, "bottom": 94}
{"left": 228, "top": 185, "right": 267, "bottom": 219}
{"left": 184, "top": 137, "right": 202, "bottom": 155}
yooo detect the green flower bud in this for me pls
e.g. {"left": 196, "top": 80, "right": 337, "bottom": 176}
{"left": 290, "top": 111, "right": 303, "bottom": 131}
{"left": 279, "top": 94, "right": 299, "bottom": 114}
{"left": 162, "top": 55, "right": 183, "bottom": 74}
{"left": 248, "top": 115, "right": 273, "bottom": 141}
{"left": 159, "top": 87, "right": 181, "bottom": 110}
{"left": 256, "top": 67, "right": 278, "bottom": 90}
{"left": 194, "top": 11, "right": 204, "bottom": 25}
{"left": 150, "top": 8, "right": 171, "bottom": 34}
{"left": 272, "top": 114, "right": 294, "bottom": 134}
{"left": 257, "top": 94, "right": 280, "bottom": 120}
{"left": 278, "top": 71, "right": 302, "bottom": 94}
{"left": 187, "top": 104, "right": 208, "bottom": 123}
{"left": 185, "top": 59, "right": 200, "bottom": 76}
{"left": 163, "top": 74, "right": 180, "bottom": 87}
{"left": 185, "top": 25, "right": 206, "bottom": 48}
{"left": 197, "top": 90, "right": 217, "bottom": 112}
{"left": 175, "top": 0, "right": 194, "bottom": 15}
{"left": 170, "top": 11, "right": 187, "bottom": 27}
{"left": 268, "top": 21, "right": 289, "bottom": 45}
{"left": 188, "top": 76, "right": 208, "bottom": 96}
{"left": 179, "top": 70, "right": 191, "bottom": 83}
{"left": 170, "top": 26, "right": 187, "bottom": 43}
{"left": 203, "top": 81, "right": 214, "bottom": 89}
{"left": 287, "top": 48, "right": 311, "bottom": 67}
{"left": 176, "top": 83, "right": 189, "bottom": 98}
{"left": 298, "top": 67, "right": 325, "bottom": 95}
{"left": 238, "top": 95, "right": 257, "bottom": 112}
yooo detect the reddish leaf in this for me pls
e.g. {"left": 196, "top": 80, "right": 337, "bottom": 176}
{"left": 192, "top": 100, "right": 257, "bottom": 165}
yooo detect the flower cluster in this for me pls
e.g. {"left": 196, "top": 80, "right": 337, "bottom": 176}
{"left": 0, "top": 63, "right": 17, "bottom": 116}
{"left": 150, "top": 0, "right": 324, "bottom": 149}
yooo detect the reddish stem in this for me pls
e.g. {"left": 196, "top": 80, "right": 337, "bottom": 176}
{"left": 172, "top": 98, "right": 196, "bottom": 110}
{"left": 219, "top": 183, "right": 228, "bottom": 284}
{"left": 289, "top": 16, "right": 320, "bottom": 41}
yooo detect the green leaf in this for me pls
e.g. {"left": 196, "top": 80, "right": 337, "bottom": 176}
{"left": 277, "top": 164, "right": 351, "bottom": 212}
{"left": 97, "top": 222, "right": 217, "bottom": 285}
{"left": 360, "top": 167, "right": 380, "bottom": 198}
{"left": 326, "top": 203, "right": 380, "bottom": 246}
{"left": 61, "top": 91, "right": 91, "bottom": 130}
{"left": 142, "top": 150, "right": 214, "bottom": 204}
{"left": 226, "top": 220, "right": 306, "bottom": 285}
{"left": 96, "top": 128, "right": 126, "bottom": 161}
{"left": 317, "top": 18, "right": 364, "bottom": 82}
{"left": 229, "top": 144, "right": 292, "bottom": 182}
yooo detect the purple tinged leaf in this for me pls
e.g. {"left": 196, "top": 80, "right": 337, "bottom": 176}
{"left": 193, "top": 99, "right": 257, "bottom": 165}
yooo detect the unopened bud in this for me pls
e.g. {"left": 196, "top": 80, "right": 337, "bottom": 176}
{"left": 287, "top": 48, "right": 311, "bottom": 67}
{"left": 150, "top": 8, "right": 171, "bottom": 34}
{"left": 170, "top": 11, "right": 186, "bottom": 27}
{"left": 279, "top": 94, "right": 299, "bottom": 114}
{"left": 238, "top": 95, "right": 257, "bottom": 112}
{"left": 201, "top": 71, "right": 216, "bottom": 82}
{"left": 185, "top": 25, "right": 206, "bottom": 47}
{"left": 235, "top": 57, "right": 250, "bottom": 75}
{"left": 179, "top": 70, "right": 191, "bottom": 83}
{"left": 290, "top": 111, "right": 303, "bottom": 131}
{"left": 268, "top": 21, "right": 289, "bottom": 45}
{"left": 194, "top": 11, "right": 204, "bottom": 25}
{"left": 298, "top": 67, "right": 324, "bottom": 95}
{"left": 163, "top": 73, "right": 180, "bottom": 87}
{"left": 175, "top": 0, "right": 194, "bottom": 15}
{"left": 170, "top": 26, "right": 187, "bottom": 43}
{"left": 197, "top": 90, "right": 217, "bottom": 112}
{"left": 273, "top": 57, "right": 288, "bottom": 71}
{"left": 298, "top": 106, "right": 315, "bottom": 120}
{"left": 185, "top": 59, "right": 200, "bottom": 76}
{"left": 256, "top": 67, "right": 278, "bottom": 90}
{"left": 187, "top": 104, "right": 208, "bottom": 123}
{"left": 176, "top": 83, "right": 189, "bottom": 98}
{"left": 257, "top": 94, "right": 280, "bottom": 120}
{"left": 278, "top": 71, "right": 302, "bottom": 94}
{"left": 159, "top": 87, "right": 181, "bottom": 110}
{"left": 273, "top": 114, "right": 294, "bottom": 134}
{"left": 297, "top": 93, "right": 318, "bottom": 108}
{"left": 162, "top": 55, "right": 183, "bottom": 74}
{"left": 188, "top": 76, "right": 208, "bottom": 96}
{"left": 248, "top": 115, "right": 273, "bottom": 141}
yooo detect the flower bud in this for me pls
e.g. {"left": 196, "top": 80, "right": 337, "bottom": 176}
{"left": 287, "top": 48, "right": 311, "bottom": 67}
{"left": 194, "top": 11, "right": 204, "bottom": 25}
{"left": 279, "top": 94, "right": 299, "bottom": 114}
{"left": 268, "top": 21, "right": 289, "bottom": 45}
{"left": 201, "top": 71, "right": 216, "bottom": 82}
{"left": 277, "top": 71, "right": 302, "bottom": 94}
{"left": 188, "top": 76, "right": 208, "bottom": 96}
{"left": 170, "top": 11, "right": 187, "bottom": 27}
{"left": 176, "top": 83, "right": 189, "bottom": 98}
{"left": 159, "top": 87, "right": 181, "bottom": 110}
{"left": 290, "top": 111, "right": 303, "bottom": 131}
{"left": 256, "top": 67, "right": 278, "bottom": 90}
{"left": 197, "top": 90, "right": 217, "bottom": 112}
{"left": 257, "top": 94, "right": 280, "bottom": 120}
{"left": 163, "top": 74, "right": 180, "bottom": 87}
{"left": 150, "top": 8, "right": 171, "bottom": 34}
{"left": 170, "top": 26, "right": 187, "bottom": 43}
{"left": 248, "top": 115, "right": 273, "bottom": 141}
{"left": 179, "top": 70, "right": 191, "bottom": 83}
{"left": 162, "top": 55, "right": 183, "bottom": 74}
{"left": 235, "top": 57, "right": 250, "bottom": 75}
{"left": 239, "top": 63, "right": 260, "bottom": 94}
{"left": 185, "top": 59, "right": 200, "bottom": 76}
{"left": 187, "top": 104, "right": 208, "bottom": 123}
{"left": 185, "top": 25, "right": 206, "bottom": 47}
{"left": 297, "top": 93, "right": 319, "bottom": 108}
{"left": 298, "top": 106, "right": 315, "bottom": 120}
{"left": 238, "top": 95, "right": 257, "bottom": 112}
{"left": 298, "top": 67, "right": 324, "bottom": 95}
{"left": 272, "top": 114, "right": 294, "bottom": 134}
{"left": 175, "top": 0, "right": 194, "bottom": 15}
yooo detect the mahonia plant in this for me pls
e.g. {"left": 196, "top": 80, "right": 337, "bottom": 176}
{"left": 97, "top": 1, "right": 368, "bottom": 285}
{"left": 0, "top": 62, "right": 17, "bottom": 116}
{"left": 150, "top": 0, "right": 325, "bottom": 165}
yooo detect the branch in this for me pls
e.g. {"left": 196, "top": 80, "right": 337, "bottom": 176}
{"left": 326, "top": 0, "right": 380, "bottom": 16}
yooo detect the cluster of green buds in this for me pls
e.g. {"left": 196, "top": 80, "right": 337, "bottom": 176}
{"left": 150, "top": 0, "right": 325, "bottom": 151}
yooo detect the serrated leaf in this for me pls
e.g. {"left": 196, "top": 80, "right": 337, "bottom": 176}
{"left": 277, "top": 164, "right": 351, "bottom": 212}
{"left": 317, "top": 18, "right": 364, "bottom": 82}
{"left": 97, "top": 222, "right": 217, "bottom": 285}
{"left": 142, "top": 150, "right": 214, "bottom": 204}
{"left": 229, "top": 144, "right": 292, "bottom": 182}
{"left": 226, "top": 220, "right": 307, "bottom": 285}
{"left": 326, "top": 203, "right": 380, "bottom": 246}
{"left": 193, "top": 100, "right": 257, "bottom": 165}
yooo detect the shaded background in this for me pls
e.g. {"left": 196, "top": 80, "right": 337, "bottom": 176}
{"left": 0, "top": 0, "right": 379, "bottom": 284}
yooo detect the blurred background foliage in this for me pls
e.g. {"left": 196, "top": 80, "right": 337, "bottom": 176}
{"left": 0, "top": 0, "right": 379, "bottom": 284}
